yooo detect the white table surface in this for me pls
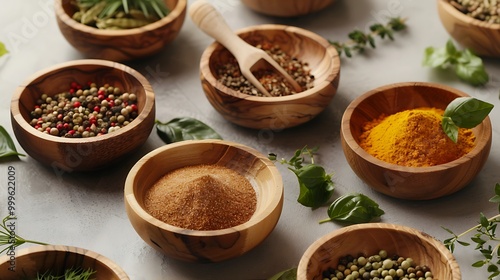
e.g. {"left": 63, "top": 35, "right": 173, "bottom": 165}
{"left": 1, "top": 0, "right": 499, "bottom": 279}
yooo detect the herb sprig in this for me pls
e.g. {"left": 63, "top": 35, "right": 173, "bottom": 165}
{"left": 269, "top": 146, "right": 334, "bottom": 208}
{"left": 0, "top": 216, "right": 47, "bottom": 255}
{"left": 329, "top": 17, "right": 407, "bottom": 57}
{"left": 76, "top": 0, "right": 169, "bottom": 19}
{"left": 155, "top": 117, "right": 222, "bottom": 144}
{"left": 443, "top": 183, "right": 500, "bottom": 279}
{"left": 423, "top": 39, "right": 489, "bottom": 86}
{"left": 442, "top": 97, "right": 494, "bottom": 142}
{"left": 35, "top": 267, "right": 97, "bottom": 280}
{"left": 319, "top": 193, "right": 385, "bottom": 225}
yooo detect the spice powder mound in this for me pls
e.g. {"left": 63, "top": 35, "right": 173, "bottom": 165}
{"left": 144, "top": 164, "right": 257, "bottom": 231}
{"left": 359, "top": 107, "right": 476, "bottom": 167}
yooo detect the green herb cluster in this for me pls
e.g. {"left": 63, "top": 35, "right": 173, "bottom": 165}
{"left": 269, "top": 147, "right": 384, "bottom": 224}
{"left": 76, "top": 0, "right": 169, "bottom": 19}
{"left": 443, "top": 183, "right": 500, "bottom": 279}
{"left": 442, "top": 97, "right": 494, "bottom": 142}
{"left": 329, "top": 17, "right": 407, "bottom": 58}
{"left": 0, "top": 216, "right": 47, "bottom": 255}
{"left": 423, "top": 39, "right": 489, "bottom": 86}
{"left": 34, "top": 267, "right": 96, "bottom": 280}
{"left": 155, "top": 117, "right": 222, "bottom": 144}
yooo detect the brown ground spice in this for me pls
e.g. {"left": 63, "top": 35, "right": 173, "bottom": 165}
{"left": 359, "top": 107, "right": 476, "bottom": 167}
{"left": 144, "top": 164, "right": 257, "bottom": 230}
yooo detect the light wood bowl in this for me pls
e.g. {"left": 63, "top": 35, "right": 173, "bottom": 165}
{"left": 297, "top": 223, "right": 461, "bottom": 280}
{"left": 0, "top": 245, "right": 129, "bottom": 280}
{"left": 10, "top": 59, "right": 156, "bottom": 172}
{"left": 124, "top": 139, "right": 284, "bottom": 262}
{"left": 55, "top": 0, "right": 187, "bottom": 61}
{"left": 341, "top": 82, "right": 492, "bottom": 200}
{"left": 241, "top": 0, "right": 335, "bottom": 17}
{"left": 199, "top": 24, "right": 340, "bottom": 130}
{"left": 437, "top": 0, "right": 500, "bottom": 57}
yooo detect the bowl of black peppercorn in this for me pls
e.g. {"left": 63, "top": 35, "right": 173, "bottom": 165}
{"left": 10, "top": 59, "right": 155, "bottom": 172}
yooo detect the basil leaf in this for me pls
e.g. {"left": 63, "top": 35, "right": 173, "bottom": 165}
{"left": 0, "top": 126, "right": 25, "bottom": 158}
{"left": 423, "top": 45, "right": 451, "bottom": 68}
{"left": 155, "top": 117, "right": 222, "bottom": 144}
{"left": 444, "top": 97, "right": 494, "bottom": 129}
{"left": 441, "top": 116, "right": 459, "bottom": 143}
{"left": 267, "top": 268, "right": 297, "bottom": 280}
{"left": 320, "top": 193, "right": 384, "bottom": 224}
{"left": 455, "top": 49, "right": 489, "bottom": 86}
{"left": 0, "top": 42, "right": 7, "bottom": 57}
{"left": 292, "top": 164, "right": 334, "bottom": 208}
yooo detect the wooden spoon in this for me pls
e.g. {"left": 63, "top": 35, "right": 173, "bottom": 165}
{"left": 189, "top": 0, "right": 302, "bottom": 97}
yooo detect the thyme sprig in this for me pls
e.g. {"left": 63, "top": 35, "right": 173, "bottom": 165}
{"left": 329, "top": 17, "right": 407, "bottom": 57}
{"left": 443, "top": 183, "right": 500, "bottom": 279}
{"left": 35, "top": 267, "right": 97, "bottom": 280}
{"left": 76, "top": 0, "right": 169, "bottom": 19}
{"left": 0, "top": 216, "right": 47, "bottom": 255}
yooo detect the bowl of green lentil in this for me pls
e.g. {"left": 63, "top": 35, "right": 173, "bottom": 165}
{"left": 54, "top": 0, "right": 187, "bottom": 62}
{"left": 437, "top": 0, "right": 500, "bottom": 57}
{"left": 10, "top": 59, "right": 156, "bottom": 172}
{"left": 124, "top": 139, "right": 284, "bottom": 262}
{"left": 199, "top": 24, "right": 341, "bottom": 130}
{"left": 297, "top": 223, "right": 461, "bottom": 280}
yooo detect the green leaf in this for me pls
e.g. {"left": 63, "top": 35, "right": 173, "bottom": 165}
{"left": 443, "top": 97, "right": 494, "bottom": 129}
{"left": 267, "top": 267, "right": 297, "bottom": 280}
{"left": 292, "top": 164, "right": 334, "bottom": 208}
{"left": 455, "top": 49, "right": 489, "bottom": 86}
{"left": 155, "top": 117, "right": 222, "bottom": 144}
{"left": 473, "top": 260, "right": 487, "bottom": 267}
{"left": 441, "top": 116, "right": 458, "bottom": 143}
{"left": 0, "top": 42, "right": 7, "bottom": 57}
{"left": 320, "top": 193, "right": 385, "bottom": 224}
{"left": 423, "top": 46, "right": 451, "bottom": 68}
{"left": 0, "top": 126, "right": 24, "bottom": 158}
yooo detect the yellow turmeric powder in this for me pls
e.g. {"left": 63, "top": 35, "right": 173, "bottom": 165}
{"left": 359, "top": 107, "right": 476, "bottom": 167}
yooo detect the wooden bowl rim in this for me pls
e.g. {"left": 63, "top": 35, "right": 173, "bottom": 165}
{"left": 54, "top": 0, "right": 187, "bottom": 36}
{"left": 437, "top": 0, "right": 500, "bottom": 29}
{"left": 10, "top": 59, "right": 155, "bottom": 145}
{"left": 297, "top": 223, "right": 460, "bottom": 279}
{"left": 341, "top": 81, "right": 493, "bottom": 172}
{"left": 124, "top": 139, "right": 284, "bottom": 236}
{"left": 0, "top": 244, "right": 130, "bottom": 279}
{"left": 200, "top": 24, "right": 340, "bottom": 102}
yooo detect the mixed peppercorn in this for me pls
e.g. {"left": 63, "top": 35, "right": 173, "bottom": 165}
{"left": 322, "top": 250, "right": 434, "bottom": 280}
{"left": 30, "top": 82, "right": 138, "bottom": 138}
{"left": 216, "top": 43, "right": 314, "bottom": 97}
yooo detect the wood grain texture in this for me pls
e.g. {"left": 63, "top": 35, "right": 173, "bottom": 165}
{"left": 54, "top": 0, "right": 187, "bottom": 62}
{"left": 124, "top": 139, "right": 284, "bottom": 262}
{"left": 10, "top": 59, "right": 156, "bottom": 172}
{"left": 340, "top": 82, "right": 492, "bottom": 200}
{"left": 199, "top": 24, "right": 340, "bottom": 130}
{"left": 437, "top": 0, "right": 500, "bottom": 57}
{"left": 241, "top": 0, "right": 336, "bottom": 17}
{"left": 0, "top": 245, "right": 129, "bottom": 280}
{"left": 297, "top": 223, "right": 461, "bottom": 280}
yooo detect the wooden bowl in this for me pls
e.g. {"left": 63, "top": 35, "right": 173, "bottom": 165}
{"left": 55, "top": 0, "right": 187, "bottom": 61}
{"left": 0, "top": 245, "right": 129, "bottom": 280}
{"left": 10, "top": 59, "right": 156, "bottom": 172}
{"left": 124, "top": 139, "right": 284, "bottom": 262}
{"left": 297, "top": 223, "right": 461, "bottom": 280}
{"left": 199, "top": 24, "right": 340, "bottom": 130}
{"left": 240, "top": 0, "right": 335, "bottom": 17}
{"left": 437, "top": 0, "right": 500, "bottom": 57}
{"left": 341, "top": 82, "right": 492, "bottom": 200}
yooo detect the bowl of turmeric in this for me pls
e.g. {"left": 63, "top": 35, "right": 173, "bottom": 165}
{"left": 341, "top": 82, "right": 492, "bottom": 200}
{"left": 124, "top": 139, "right": 284, "bottom": 262}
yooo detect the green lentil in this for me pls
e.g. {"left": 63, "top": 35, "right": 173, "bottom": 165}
{"left": 322, "top": 251, "right": 434, "bottom": 280}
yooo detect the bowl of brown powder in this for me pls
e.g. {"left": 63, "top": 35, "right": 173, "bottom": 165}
{"left": 341, "top": 82, "right": 492, "bottom": 200}
{"left": 198, "top": 24, "right": 341, "bottom": 130}
{"left": 124, "top": 139, "right": 284, "bottom": 262}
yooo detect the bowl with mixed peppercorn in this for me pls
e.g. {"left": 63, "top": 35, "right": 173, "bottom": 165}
{"left": 437, "top": 0, "right": 500, "bottom": 57}
{"left": 340, "top": 82, "right": 492, "bottom": 200}
{"left": 124, "top": 139, "right": 284, "bottom": 262}
{"left": 198, "top": 24, "right": 341, "bottom": 130}
{"left": 240, "top": 0, "right": 336, "bottom": 17}
{"left": 0, "top": 245, "right": 129, "bottom": 280}
{"left": 54, "top": 0, "right": 187, "bottom": 61}
{"left": 10, "top": 59, "right": 156, "bottom": 172}
{"left": 297, "top": 223, "right": 461, "bottom": 280}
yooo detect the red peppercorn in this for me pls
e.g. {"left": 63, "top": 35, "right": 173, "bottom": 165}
{"left": 73, "top": 101, "right": 81, "bottom": 108}
{"left": 130, "top": 104, "right": 138, "bottom": 111}
{"left": 63, "top": 123, "right": 70, "bottom": 130}
{"left": 93, "top": 106, "right": 100, "bottom": 112}
{"left": 98, "top": 94, "right": 105, "bottom": 100}
{"left": 68, "top": 130, "right": 76, "bottom": 135}
{"left": 56, "top": 123, "right": 63, "bottom": 130}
